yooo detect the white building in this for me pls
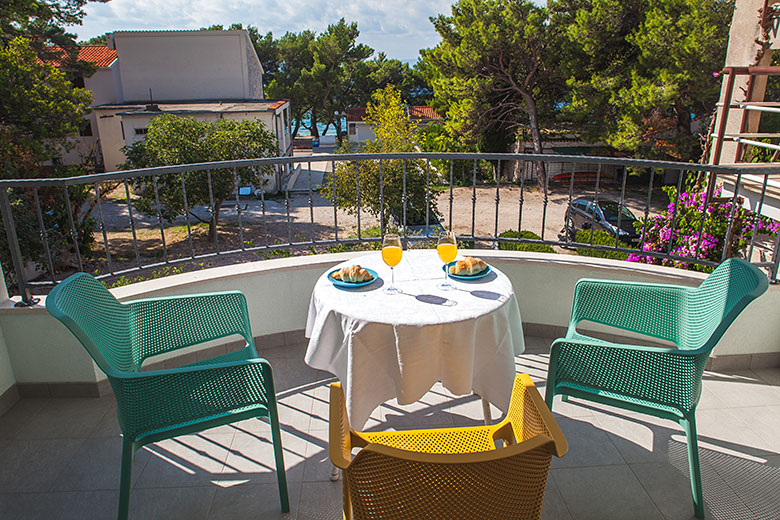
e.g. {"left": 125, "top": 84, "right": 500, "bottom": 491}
{"left": 346, "top": 106, "right": 443, "bottom": 143}
{"left": 68, "top": 30, "right": 291, "bottom": 171}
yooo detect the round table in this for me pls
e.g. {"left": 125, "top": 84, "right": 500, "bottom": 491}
{"left": 304, "top": 250, "right": 525, "bottom": 430}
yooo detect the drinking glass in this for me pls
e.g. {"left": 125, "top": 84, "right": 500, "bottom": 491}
{"left": 381, "top": 234, "right": 402, "bottom": 294}
{"left": 437, "top": 231, "right": 458, "bottom": 290}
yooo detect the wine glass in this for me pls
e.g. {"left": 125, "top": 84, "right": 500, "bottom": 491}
{"left": 437, "top": 231, "right": 458, "bottom": 290}
{"left": 381, "top": 234, "right": 402, "bottom": 294}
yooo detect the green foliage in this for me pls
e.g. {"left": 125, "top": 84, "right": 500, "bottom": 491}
{"left": 0, "top": 35, "right": 94, "bottom": 289}
{"left": 0, "top": 37, "right": 92, "bottom": 176}
{"left": 554, "top": 0, "right": 733, "bottom": 161}
{"left": 321, "top": 85, "right": 440, "bottom": 226}
{"left": 1, "top": 0, "right": 105, "bottom": 79}
{"left": 498, "top": 230, "right": 557, "bottom": 253}
{"left": 123, "top": 115, "right": 278, "bottom": 240}
{"left": 421, "top": 0, "right": 565, "bottom": 172}
{"left": 264, "top": 20, "right": 429, "bottom": 140}
{"left": 575, "top": 230, "right": 631, "bottom": 260}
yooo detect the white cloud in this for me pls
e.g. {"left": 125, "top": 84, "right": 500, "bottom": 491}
{"left": 77, "top": 0, "right": 457, "bottom": 60}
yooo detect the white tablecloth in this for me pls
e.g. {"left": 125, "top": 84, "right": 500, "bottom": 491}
{"left": 304, "top": 251, "right": 525, "bottom": 428}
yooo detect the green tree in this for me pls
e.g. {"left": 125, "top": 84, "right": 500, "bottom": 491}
{"left": 124, "top": 115, "right": 279, "bottom": 241}
{"left": 0, "top": 35, "right": 94, "bottom": 289}
{"left": 322, "top": 85, "right": 439, "bottom": 227}
{"left": 303, "top": 19, "right": 373, "bottom": 139}
{"left": 554, "top": 0, "right": 733, "bottom": 161}
{"left": 266, "top": 30, "right": 316, "bottom": 137}
{"left": 421, "top": 0, "right": 566, "bottom": 181}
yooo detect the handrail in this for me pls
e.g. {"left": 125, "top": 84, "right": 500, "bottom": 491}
{"left": 1, "top": 152, "right": 779, "bottom": 306}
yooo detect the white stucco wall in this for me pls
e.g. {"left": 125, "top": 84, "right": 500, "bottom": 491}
{"left": 348, "top": 122, "right": 375, "bottom": 143}
{"left": 0, "top": 265, "right": 15, "bottom": 397}
{"left": 85, "top": 67, "right": 118, "bottom": 106}
{"left": 113, "top": 31, "right": 258, "bottom": 102}
{"left": 94, "top": 108, "right": 129, "bottom": 171}
{"left": 0, "top": 252, "right": 777, "bottom": 387}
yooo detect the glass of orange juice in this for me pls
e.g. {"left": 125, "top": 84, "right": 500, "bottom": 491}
{"left": 381, "top": 234, "right": 402, "bottom": 294}
{"left": 437, "top": 231, "right": 457, "bottom": 290}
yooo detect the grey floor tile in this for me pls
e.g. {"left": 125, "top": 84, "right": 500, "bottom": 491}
{"left": 50, "top": 436, "right": 151, "bottom": 492}
{"left": 732, "top": 404, "right": 780, "bottom": 452}
{"left": 0, "top": 398, "right": 48, "bottom": 440}
{"left": 208, "top": 482, "right": 299, "bottom": 520}
{"left": 700, "top": 447, "right": 780, "bottom": 519}
{"left": 0, "top": 490, "right": 117, "bottom": 520}
{"left": 297, "top": 480, "right": 344, "bottom": 520}
{"left": 702, "top": 370, "right": 780, "bottom": 408}
{"left": 552, "top": 465, "right": 663, "bottom": 520}
{"left": 87, "top": 405, "right": 122, "bottom": 438}
{"left": 128, "top": 486, "right": 216, "bottom": 520}
{"left": 15, "top": 397, "right": 113, "bottom": 440}
{"left": 302, "top": 437, "right": 333, "bottom": 483}
{"left": 216, "top": 430, "right": 307, "bottom": 486}
{"left": 752, "top": 367, "right": 780, "bottom": 386}
{"left": 0, "top": 438, "right": 84, "bottom": 492}
{"left": 695, "top": 408, "right": 777, "bottom": 454}
{"left": 593, "top": 408, "right": 684, "bottom": 464}
{"left": 134, "top": 433, "right": 234, "bottom": 489}
{"left": 541, "top": 475, "right": 573, "bottom": 520}
{"left": 550, "top": 415, "right": 625, "bottom": 468}
{"left": 629, "top": 461, "right": 745, "bottom": 520}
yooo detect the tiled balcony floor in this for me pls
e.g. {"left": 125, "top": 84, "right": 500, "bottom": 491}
{"left": 1, "top": 336, "right": 779, "bottom": 520}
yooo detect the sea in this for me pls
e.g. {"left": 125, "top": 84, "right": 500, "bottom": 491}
{"left": 293, "top": 115, "right": 347, "bottom": 137}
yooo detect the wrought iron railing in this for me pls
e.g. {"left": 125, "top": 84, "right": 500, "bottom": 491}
{"left": 1, "top": 152, "right": 779, "bottom": 305}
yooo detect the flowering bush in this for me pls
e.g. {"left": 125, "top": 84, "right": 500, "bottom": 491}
{"left": 627, "top": 184, "right": 779, "bottom": 272}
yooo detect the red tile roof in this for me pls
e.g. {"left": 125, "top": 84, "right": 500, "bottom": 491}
{"left": 346, "top": 106, "right": 443, "bottom": 122}
{"left": 43, "top": 45, "right": 117, "bottom": 68}
{"left": 408, "top": 106, "right": 443, "bottom": 120}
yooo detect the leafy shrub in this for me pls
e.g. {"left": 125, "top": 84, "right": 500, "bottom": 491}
{"left": 498, "top": 230, "right": 556, "bottom": 253}
{"left": 575, "top": 230, "right": 631, "bottom": 260}
{"left": 627, "top": 184, "right": 779, "bottom": 272}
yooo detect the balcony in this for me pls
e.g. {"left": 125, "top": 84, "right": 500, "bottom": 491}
{"left": 0, "top": 154, "right": 779, "bottom": 518}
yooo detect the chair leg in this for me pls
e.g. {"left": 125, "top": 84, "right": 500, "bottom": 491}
{"left": 118, "top": 438, "right": 135, "bottom": 520}
{"left": 268, "top": 406, "right": 290, "bottom": 513}
{"left": 681, "top": 415, "right": 705, "bottom": 518}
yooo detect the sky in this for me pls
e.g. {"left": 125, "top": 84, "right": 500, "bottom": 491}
{"left": 74, "top": 0, "right": 463, "bottom": 62}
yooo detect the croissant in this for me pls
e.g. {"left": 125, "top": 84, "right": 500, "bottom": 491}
{"left": 332, "top": 265, "right": 373, "bottom": 283}
{"left": 449, "top": 256, "right": 487, "bottom": 276}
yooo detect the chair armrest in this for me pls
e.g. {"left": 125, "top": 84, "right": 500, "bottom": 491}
{"left": 110, "top": 358, "right": 273, "bottom": 441}
{"left": 569, "top": 279, "right": 691, "bottom": 344}
{"left": 127, "top": 291, "right": 254, "bottom": 363}
{"left": 549, "top": 338, "right": 709, "bottom": 414}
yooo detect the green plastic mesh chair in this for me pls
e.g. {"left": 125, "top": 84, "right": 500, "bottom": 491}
{"left": 545, "top": 258, "right": 768, "bottom": 519}
{"left": 45, "top": 273, "right": 289, "bottom": 520}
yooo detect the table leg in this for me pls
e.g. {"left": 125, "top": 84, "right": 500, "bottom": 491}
{"left": 330, "top": 464, "right": 340, "bottom": 481}
{"left": 481, "top": 397, "right": 492, "bottom": 426}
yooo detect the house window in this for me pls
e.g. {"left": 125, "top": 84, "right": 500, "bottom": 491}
{"left": 349, "top": 123, "right": 356, "bottom": 135}
{"left": 79, "top": 120, "right": 93, "bottom": 137}
{"left": 283, "top": 108, "right": 289, "bottom": 135}
{"left": 134, "top": 127, "right": 149, "bottom": 135}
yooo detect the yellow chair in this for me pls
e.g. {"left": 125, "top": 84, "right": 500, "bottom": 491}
{"left": 329, "top": 374, "right": 568, "bottom": 520}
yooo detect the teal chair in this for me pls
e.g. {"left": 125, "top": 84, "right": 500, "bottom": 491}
{"left": 545, "top": 258, "right": 768, "bottom": 518}
{"left": 46, "top": 273, "right": 289, "bottom": 520}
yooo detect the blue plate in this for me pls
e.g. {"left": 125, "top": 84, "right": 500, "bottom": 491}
{"left": 443, "top": 262, "right": 492, "bottom": 280}
{"left": 328, "top": 268, "right": 379, "bottom": 288}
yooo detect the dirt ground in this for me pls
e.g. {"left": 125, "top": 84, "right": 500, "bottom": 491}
{"left": 59, "top": 178, "right": 672, "bottom": 288}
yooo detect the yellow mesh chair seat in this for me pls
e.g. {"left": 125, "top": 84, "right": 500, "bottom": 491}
{"left": 330, "top": 374, "right": 567, "bottom": 520}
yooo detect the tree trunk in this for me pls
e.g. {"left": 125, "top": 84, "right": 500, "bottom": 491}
{"left": 519, "top": 90, "right": 546, "bottom": 184}
{"left": 209, "top": 199, "right": 223, "bottom": 244}
{"left": 310, "top": 111, "right": 320, "bottom": 139}
{"left": 335, "top": 116, "right": 344, "bottom": 145}
{"left": 292, "top": 119, "right": 301, "bottom": 139}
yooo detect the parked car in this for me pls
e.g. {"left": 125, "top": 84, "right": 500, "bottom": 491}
{"left": 563, "top": 197, "right": 641, "bottom": 243}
